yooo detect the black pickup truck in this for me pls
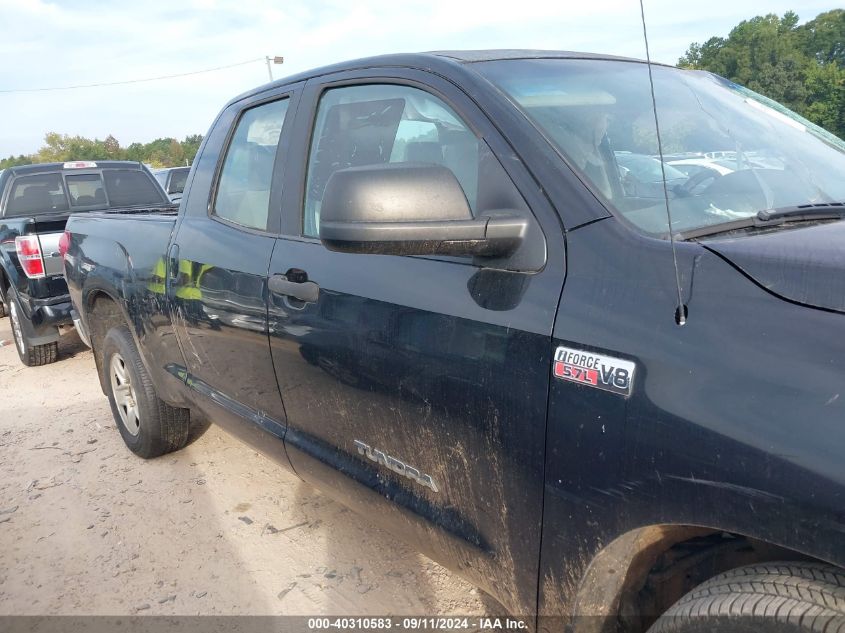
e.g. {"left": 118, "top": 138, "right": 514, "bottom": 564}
{"left": 64, "top": 51, "right": 845, "bottom": 631}
{"left": 0, "top": 161, "right": 171, "bottom": 365}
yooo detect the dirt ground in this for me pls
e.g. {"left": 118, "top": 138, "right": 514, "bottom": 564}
{"left": 0, "top": 316, "right": 497, "bottom": 616}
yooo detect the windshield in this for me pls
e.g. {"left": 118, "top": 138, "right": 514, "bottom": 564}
{"left": 615, "top": 152, "right": 686, "bottom": 183}
{"left": 477, "top": 59, "right": 845, "bottom": 237}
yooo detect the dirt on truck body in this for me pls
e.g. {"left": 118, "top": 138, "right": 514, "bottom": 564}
{"left": 61, "top": 51, "right": 845, "bottom": 631}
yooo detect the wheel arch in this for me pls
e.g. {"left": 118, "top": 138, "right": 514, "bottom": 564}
{"left": 0, "top": 265, "right": 8, "bottom": 300}
{"left": 84, "top": 288, "right": 154, "bottom": 394}
{"left": 0, "top": 251, "right": 20, "bottom": 297}
{"left": 85, "top": 289, "right": 128, "bottom": 392}
{"left": 84, "top": 287, "right": 192, "bottom": 409}
{"left": 563, "top": 523, "right": 836, "bottom": 633}
{"left": 0, "top": 265, "right": 9, "bottom": 314}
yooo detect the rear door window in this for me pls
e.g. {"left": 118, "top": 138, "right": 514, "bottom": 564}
{"left": 6, "top": 174, "right": 69, "bottom": 215}
{"left": 213, "top": 98, "right": 290, "bottom": 231}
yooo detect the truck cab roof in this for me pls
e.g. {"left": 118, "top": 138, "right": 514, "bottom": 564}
{"left": 0, "top": 160, "right": 170, "bottom": 218}
{"left": 5, "top": 161, "right": 148, "bottom": 177}
{"left": 225, "top": 49, "right": 660, "bottom": 108}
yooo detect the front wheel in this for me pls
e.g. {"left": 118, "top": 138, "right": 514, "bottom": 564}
{"left": 7, "top": 287, "right": 58, "bottom": 366}
{"left": 648, "top": 561, "right": 845, "bottom": 632}
{"left": 101, "top": 325, "right": 190, "bottom": 458}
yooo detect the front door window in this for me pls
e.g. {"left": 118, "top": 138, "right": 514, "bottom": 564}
{"left": 302, "top": 84, "right": 480, "bottom": 237}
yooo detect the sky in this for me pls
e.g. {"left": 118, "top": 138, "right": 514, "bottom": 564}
{"left": 0, "top": 0, "right": 839, "bottom": 157}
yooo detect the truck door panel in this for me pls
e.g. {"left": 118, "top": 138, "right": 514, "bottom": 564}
{"left": 270, "top": 73, "right": 566, "bottom": 614}
{"left": 170, "top": 93, "right": 296, "bottom": 459}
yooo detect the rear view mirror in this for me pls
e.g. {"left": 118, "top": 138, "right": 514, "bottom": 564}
{"left": 318, "top": 163, "right": 526, "bottom": 257}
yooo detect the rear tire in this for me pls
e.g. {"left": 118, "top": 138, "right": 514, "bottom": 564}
{"left": 648, "top": 561, "right": 845, "bottom": 632}
{"left": 101, "top": 325, "right": 190, "bottom": 458}
{"left": 7, "top": 287, "right": 58, "bottom": 366}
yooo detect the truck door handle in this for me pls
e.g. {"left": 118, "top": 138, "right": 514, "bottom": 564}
{"left": 269, "top": 274, "right": 319, "bottom": 303}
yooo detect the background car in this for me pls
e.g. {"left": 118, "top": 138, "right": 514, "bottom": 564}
{"left": 153, "top": 166, "right": 191, "bottom": 202}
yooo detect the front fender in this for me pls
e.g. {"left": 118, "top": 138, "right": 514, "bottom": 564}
{"left": 541, "top": 218, "right": 845, "bottom": 620}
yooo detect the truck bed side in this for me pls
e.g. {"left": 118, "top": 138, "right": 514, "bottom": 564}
{"left": 64, "top": 210, "right": 189, "bottom": 406}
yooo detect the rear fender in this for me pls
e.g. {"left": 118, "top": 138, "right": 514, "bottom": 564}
{"left": 0, "top": 243, "right": 23, "bottom": 295}
{"left": 82, "top": 283, "right": 190, "bottom": 408}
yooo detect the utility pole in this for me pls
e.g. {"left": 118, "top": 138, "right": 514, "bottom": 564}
{"left": 265, "top": 55, "right": 284, "bottom": 81}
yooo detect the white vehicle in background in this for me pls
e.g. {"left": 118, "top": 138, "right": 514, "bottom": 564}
{"left": 615, "top": 152, "right": 688, "bottom": 184}
{"left": 665, "top": 157, "right": 736, "bottom": 194}
{"left": 152, "top": 166, "right": 191, "bottom": 203}
{"left": 667, "top": 157, "right": 735, "bottom": 178}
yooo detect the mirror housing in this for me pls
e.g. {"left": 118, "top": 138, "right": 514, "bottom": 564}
{"left": 319, "top": 163, "right": 526, "bottom": 257}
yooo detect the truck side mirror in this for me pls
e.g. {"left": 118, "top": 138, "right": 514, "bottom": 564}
{"left": 318, "top": 163, "right": 526, "bottom": 258}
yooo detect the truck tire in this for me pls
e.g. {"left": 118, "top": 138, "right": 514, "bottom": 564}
{"left": 7, "top": 287, "right": 58, "bottom": 366}
{"left": 648, "top": 562, "right": 845, "bottom": 633}
{"left": 101, "top": 325, "right": 190, "bottom": 458}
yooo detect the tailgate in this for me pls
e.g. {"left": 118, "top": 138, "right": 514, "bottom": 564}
{"left": 37, "top": 231, "right": 65, "bottom": 277}
{"left": 27, "top": 213, "right": 71, "bottom": 278}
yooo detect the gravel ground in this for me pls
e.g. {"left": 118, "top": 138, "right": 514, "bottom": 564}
{"left": 0, "top": 316, "right": 496, "bottom": 616}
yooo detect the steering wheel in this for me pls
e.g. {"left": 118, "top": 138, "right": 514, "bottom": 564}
{"left": 677, "top": 168, "right": 722, "bottom": 197}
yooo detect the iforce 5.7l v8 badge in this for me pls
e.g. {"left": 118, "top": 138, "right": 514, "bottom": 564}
{"left": 553, "top": 346, "right": 636, "bottom": 396}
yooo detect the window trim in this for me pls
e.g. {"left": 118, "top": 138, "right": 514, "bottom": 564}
{"left": 208, "top": 92, "right": 295, "bottom": 236}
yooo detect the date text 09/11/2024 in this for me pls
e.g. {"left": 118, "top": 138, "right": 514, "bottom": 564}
{"left": 306, "top": 617, "right": 528, "bottom": 630}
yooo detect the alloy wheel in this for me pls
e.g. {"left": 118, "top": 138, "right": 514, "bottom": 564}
{"left": 110, "top": 353, "right": 140, "bottom": 436}
{"left": 8, "top": 300, "right": 25, "bottom": 354}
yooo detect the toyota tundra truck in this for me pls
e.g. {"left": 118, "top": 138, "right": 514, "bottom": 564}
{"left": 63, "top": 51, "right": 845, "bottom": 631}
{"left": 0, "top": 160, "right": 172, "bottom": 365}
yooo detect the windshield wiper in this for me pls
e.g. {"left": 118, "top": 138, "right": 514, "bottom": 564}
{"left": 756, "top": 202, "right": 845, "bottom": 221}
{"left": 677, "top": 202, "right": 845, "bottom": 240}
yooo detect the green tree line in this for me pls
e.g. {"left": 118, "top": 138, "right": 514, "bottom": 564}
{"left": 0, "top": 133, "right": 203, "bottom": 170}
{"left": 679, "top": 9, "right": 845, "bottom": 139}
{"left": 2, "top": 10, "right": 842, "bottom": 171}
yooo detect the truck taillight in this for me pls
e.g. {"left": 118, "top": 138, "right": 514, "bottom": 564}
{"left": 63, "top": 161, "right": 98, "bottom": 169}
{"left": 15, "top": 235, "right": 45, "bottom": 279}
{"left": 58, "top": 231, "right": 71, "bottom": 258}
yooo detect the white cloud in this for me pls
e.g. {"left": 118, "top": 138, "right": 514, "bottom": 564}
{"left": 0, "top": 0, "right": 839, "bottom": 156}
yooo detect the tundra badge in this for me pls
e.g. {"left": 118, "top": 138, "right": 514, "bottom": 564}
{"left": 353, "top": 440, "right": 440, "bottom": 493}
{"left": 553, "top": 346, "right": 636, "bottom": 396}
